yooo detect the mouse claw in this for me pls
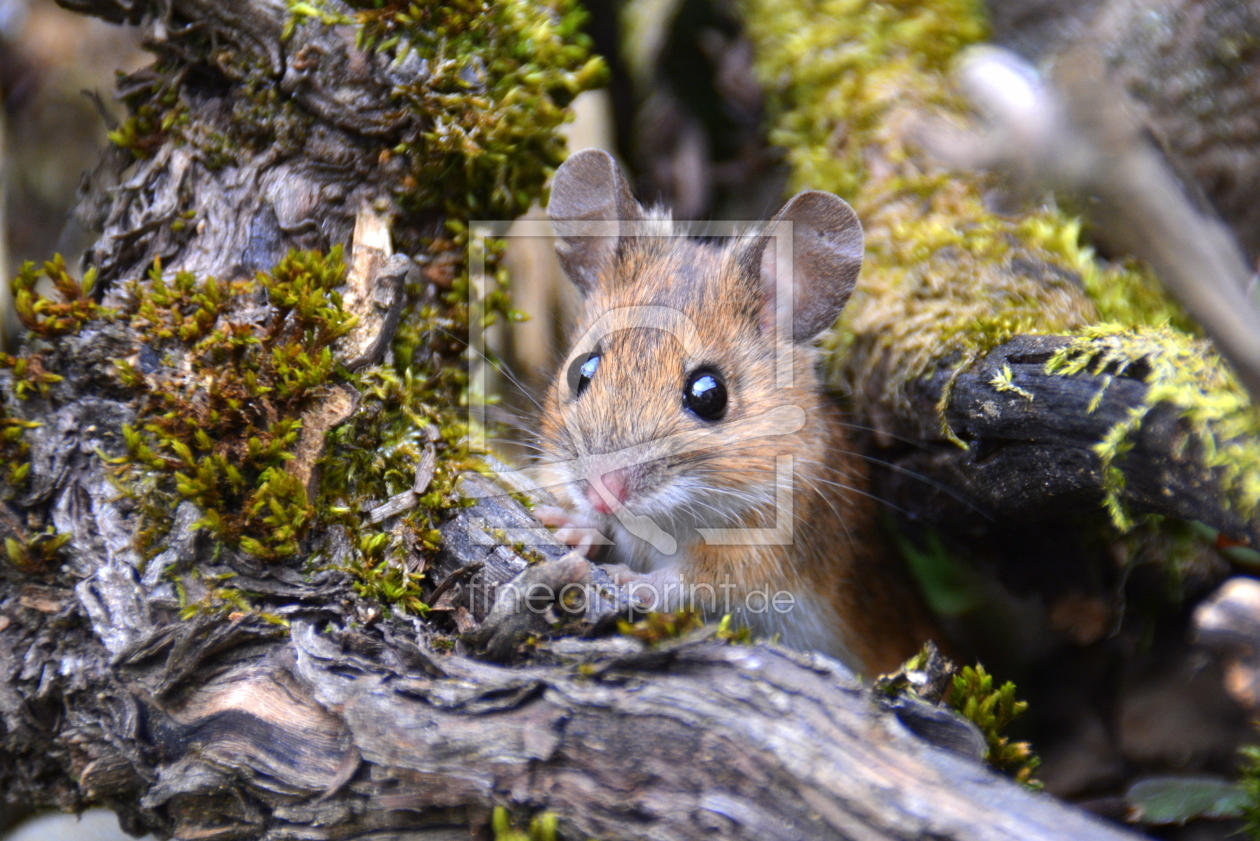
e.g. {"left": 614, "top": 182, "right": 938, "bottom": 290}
{"left": 538, "top": 505, "right": 608, "bottom": 558}
{"left": 535, "top": 505, "right": 571, "bottom": 529}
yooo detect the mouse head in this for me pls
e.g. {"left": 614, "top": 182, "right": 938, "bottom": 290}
{"left": 540, "top": 149, "right": 863, "bottom": 541}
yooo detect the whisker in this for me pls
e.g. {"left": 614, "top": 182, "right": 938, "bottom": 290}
{"left": 427, "top": 323, "right": 547, "bottom": 414}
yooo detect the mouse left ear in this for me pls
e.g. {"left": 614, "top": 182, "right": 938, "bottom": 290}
{"left": 547, "top": 149, "right": 644, "bottom": 295}
{"left": 755, "top": 191, "right": 864, "bottom": 342}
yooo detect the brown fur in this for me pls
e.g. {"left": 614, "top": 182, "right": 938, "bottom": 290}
{"left": 540, "top": 156, "right": 937, "bottom": 675}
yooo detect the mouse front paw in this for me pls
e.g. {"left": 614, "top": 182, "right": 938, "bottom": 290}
{"left": 536, "top": 504, "right": 610, "bottom": 559}
{"left": 597, "top": 564, "right": 685, "bottom": 612}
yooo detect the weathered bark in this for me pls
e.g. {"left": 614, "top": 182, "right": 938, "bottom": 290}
{"left": 0, "top": 0, "right": 1248, "bottom": 839}
{"left": 873, "top": 335, "right": 1260, "bottom": 546}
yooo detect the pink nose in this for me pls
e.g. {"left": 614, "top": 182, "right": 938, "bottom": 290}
{"left": 586, "top": 468, "right": 629, "bottom": 514}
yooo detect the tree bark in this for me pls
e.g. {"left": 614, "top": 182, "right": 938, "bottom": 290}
{"left": 873, "top": 334, "right": 1260, "bottom": 546}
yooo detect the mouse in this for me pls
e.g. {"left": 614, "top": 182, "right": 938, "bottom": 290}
{"left": 534, "top": 148, "right": 937, "bottom": 675}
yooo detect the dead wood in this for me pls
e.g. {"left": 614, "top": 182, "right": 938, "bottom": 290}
{"left": 871, "top": 334, "right": 1260, "bottom": 546}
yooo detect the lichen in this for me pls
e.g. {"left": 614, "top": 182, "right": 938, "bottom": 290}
{"left": 742, "top": 0, "right": 1260, "bottom": 534}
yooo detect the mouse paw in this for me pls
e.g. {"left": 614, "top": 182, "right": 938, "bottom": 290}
{"left": 598, "top": 564, "right": 683, "bottom": 612}
{"left": 536, "top": 504, "right": 608, "bottom": 559}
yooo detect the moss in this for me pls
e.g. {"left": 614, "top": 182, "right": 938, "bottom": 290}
{"left": 989, "top": 364, "right": 1033, "bottom": 402}
{"left": 12, "top": 256, "right": 112, "bottom": 339}
{"left": 743, "top": 0, "right": 1260, "bottom": 535}
{"left": 59, "top": 0, "right": 595, "bottom": 619}
{"left": 4, "top": 527, "right": 70, "bottom": 573}
{"left": 616, "top": 609, "right": 754, "bottom": 645}
{"left": 108, "top": 74, "right": 187, "bottom": 159}
{"left": 317, "top": 362, "right": 478, "bottom": 618}
{"left": 117, "top": 249, "right": 354, "bottom": 562}
{"left": 1046, "top": 325, "right": 1260, "bottom": 529}
{"left": 0, "top": 353, "right": 63, "bottom": 401}
{"left": 285, "top": 0, "right": 607, "bottom": 218}
{"left": 617, "top": 608, "right": 705, "bottom": 643}
{"left": 0, "top": 417, "right": 37, "bottom": 490}
{"left": 491, "top": 807, "right": 558, "bottom": 841}
{"left": 950, "top": 663, "right": 1041, "bottom": 787}
{"left": 1239, "top": 744, "right": 1260, "bottom": 840}
{"left": 0, "top": 257, "right": 113, "bottom": 495}
{"left": 111, "top": 44, "right": 314, "bottom": 170}
{"left": 741, "top": 0, "right": 1189, "bottom": 434}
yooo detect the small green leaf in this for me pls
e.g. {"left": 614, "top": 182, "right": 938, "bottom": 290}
{"left": 1126, "top": 775, "right": 1248, "bottom": 825}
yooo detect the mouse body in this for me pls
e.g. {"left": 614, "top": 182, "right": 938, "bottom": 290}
{"left": 537, "top": 149, "right": 936, "bottom": 674}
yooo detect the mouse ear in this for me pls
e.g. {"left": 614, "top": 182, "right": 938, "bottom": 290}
{"left": 547, "top": 149, "right": 645, "bottom": 295}
{"left": 756, "top": 191, "right": 864, "bottom": 342}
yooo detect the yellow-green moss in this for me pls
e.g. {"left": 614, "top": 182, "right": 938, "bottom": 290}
{"left": 743, "top": 0, "right": 1260, "bottom": 534}
{"left": 742, "top": 0, "right": 1189, "bottom": 437}
{"left": 287, "top": 0, "right": 607, "bottom": 218}
{"left": 491, "top": 807, "right": 558, "bottom": 841}
{"left": 950, "top": 662, "right": 1041, "bottom": 787}
{"left": 12, "top": 255, "right": 111, "bottom": 338}
{"left": 1047, "top": 325, "right": 1260, "bottom": 527}
{"left": 116, "top": 249, "right": 355, "bottom": 561}
{"left": 4, "top": 527, "right": 70, "bottom": 573}
{"left": 31, "top": 0, "right": 598, "bottom": 619}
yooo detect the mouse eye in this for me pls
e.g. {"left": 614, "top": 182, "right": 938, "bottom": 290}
{"left": 567, "top": 350, "right": 601, "bottom": 397}
{"left": 684, "top": 369, "right": 727, "bottom": 421}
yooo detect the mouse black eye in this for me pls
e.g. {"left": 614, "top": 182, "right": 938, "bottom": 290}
{"left": 685, "top": 369, "right": 727, "bottom": 421}
{"left": 567, "top": 350, "right": 601, "bottom": 397}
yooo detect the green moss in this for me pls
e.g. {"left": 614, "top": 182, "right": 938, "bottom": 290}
{"left": 67, "top": 0, "right": 596, "bottom": 619}
{"left": 108, "top": 76, "right": 187, "bottom": 159}
{"left": 491, "top": 807, "right": 558, "bottom": 841}
{"left": 0, "top": 417, "right": 37, "bottom": 490}
{"left": 742, "top": 0, "right": 1190, "bottom": 442}
{"left": 4, "top": 527, "right": 70, "bottom": 573}
{"left": 1239, "top": 744, "right": 1260, "bottom": 840}
{"left": 950, "top": 663, "right": 1041, "bottom": 787}
{"left": 617, "top": 608, "right": 706, "bottom": 643}
{"left": 0, "top": 256, "right": 113, "bottom": 495}
{"left": 743, "top": 0, "right": 1260, "bottom": 537}
{"left": 285, "top": 0, "right": 607, "bottom": 218}
{"left": 118, "top": 248, "right": 354, "bottom": 562}
{"left": 111, "top": 43, "right": 314, "bottom": 169}
{"left": 989, "top": 364, "right": 1033, "bottom": 402}
{"left": 12, "top": 256, "right": 111, "bottom": 339}
{"left": 317, "top": 362, "right": 476, "bottom": 618}
{"left": 1046, "top": 325, "right": 1260, "bottom": 529}
{"left": 0, "top": 353, "right": 63, "bottom": 401}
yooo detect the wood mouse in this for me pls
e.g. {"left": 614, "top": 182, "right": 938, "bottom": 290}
{"left": 535, "top": 148, "right": 937, "bottom": 675}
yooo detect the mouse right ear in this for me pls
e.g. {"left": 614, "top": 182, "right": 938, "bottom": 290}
{"left": 547, "top": 149, "right": 644, "bottom": 295}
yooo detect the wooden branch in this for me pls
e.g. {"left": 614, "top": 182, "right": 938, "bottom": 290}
{"left": 871, "top": 334, "right": 1260, "bottom": 545}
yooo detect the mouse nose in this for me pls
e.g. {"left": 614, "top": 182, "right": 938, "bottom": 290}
{"left": 586, "top": 468, "right": 629, "bottom": 514}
